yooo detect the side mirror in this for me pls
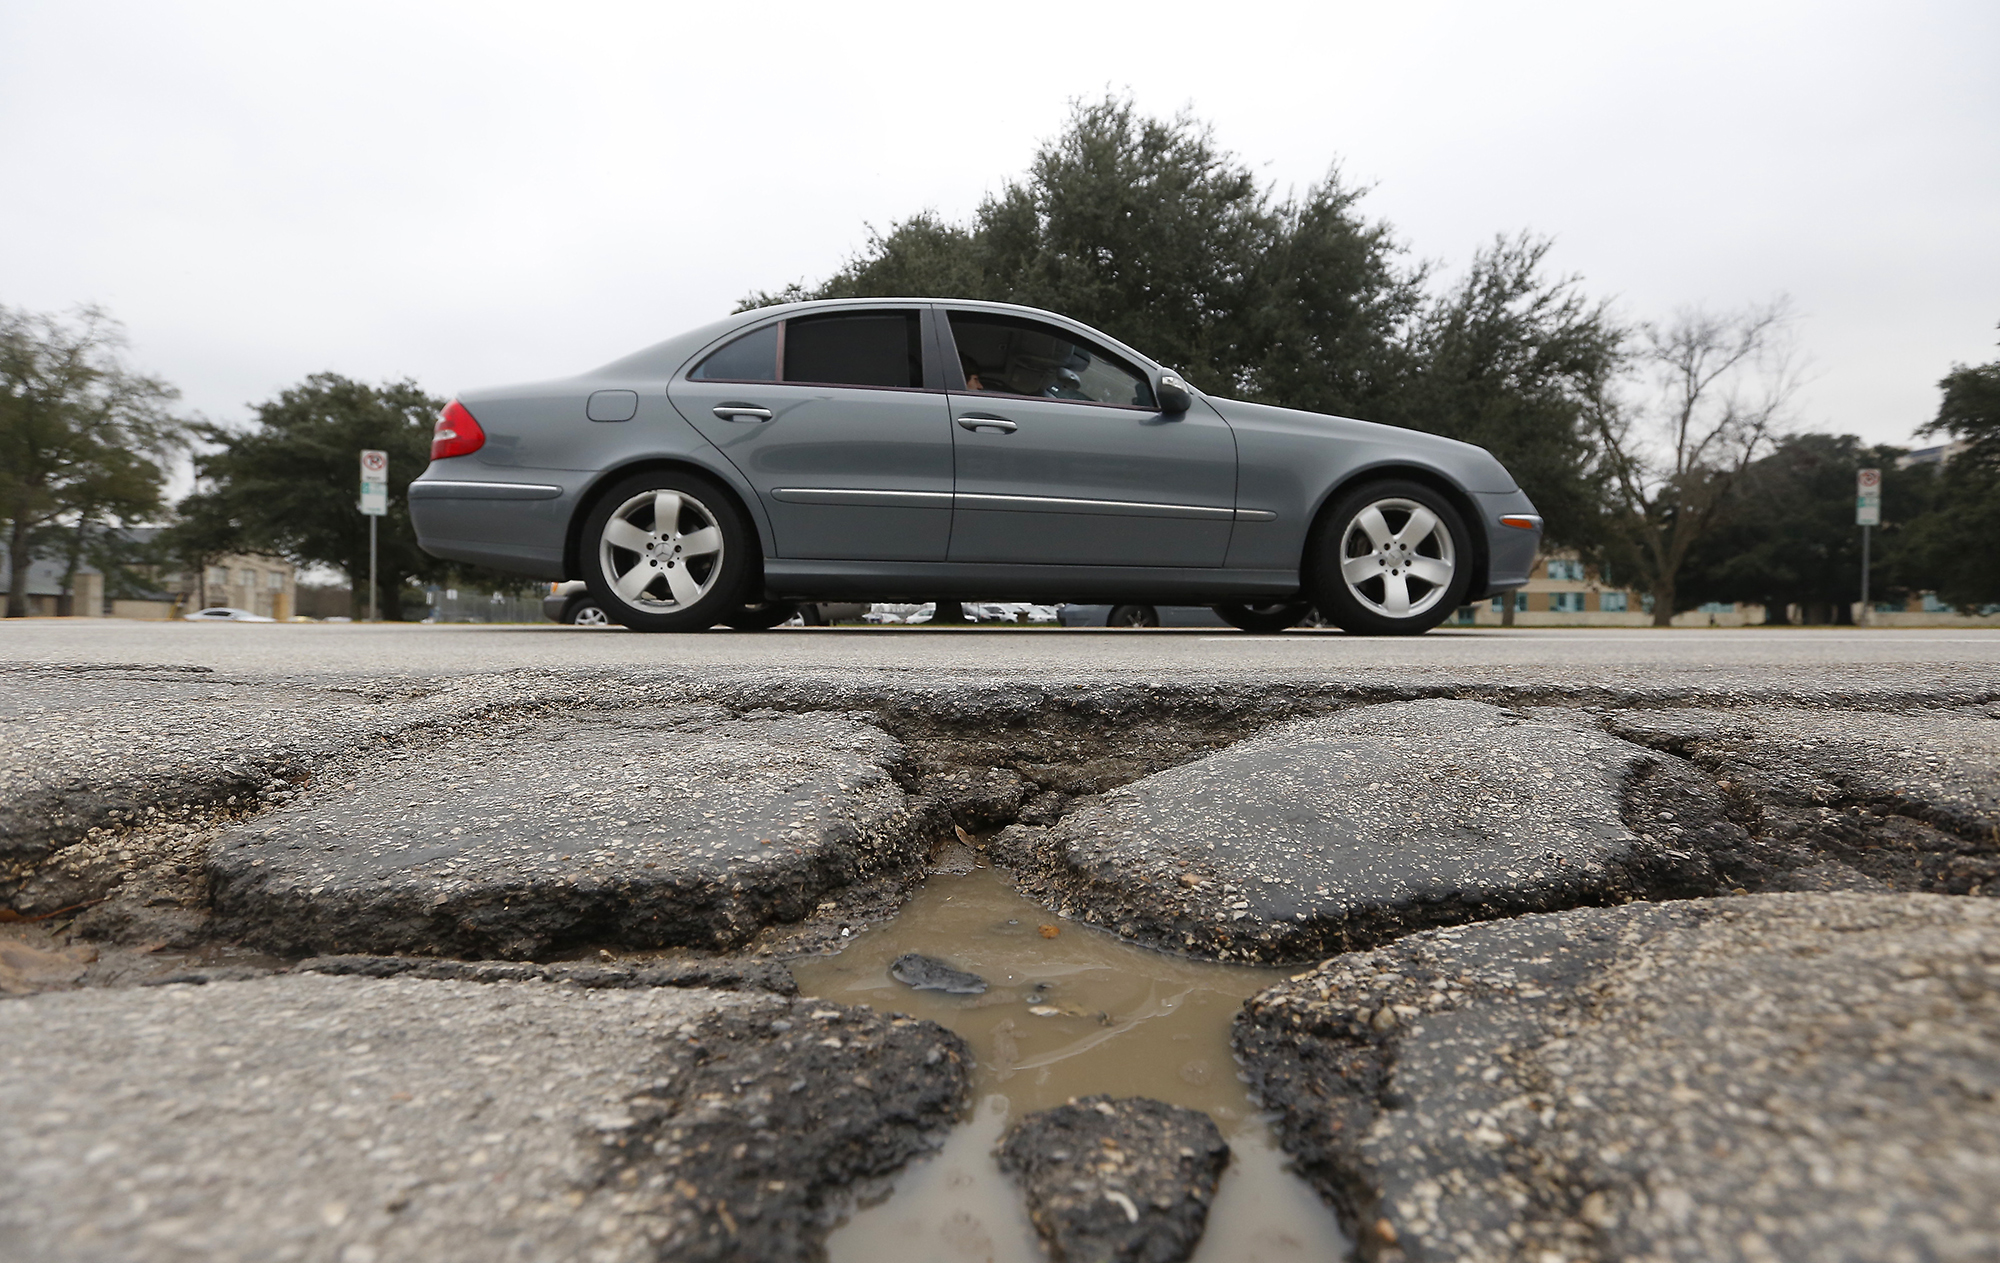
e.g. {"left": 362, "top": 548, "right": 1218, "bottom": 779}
{"left": 1156, "top": 373, "right": 1193, "bottom": 413}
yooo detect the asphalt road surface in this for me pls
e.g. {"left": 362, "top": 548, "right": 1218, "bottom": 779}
{"left": 5, "top": 619, "right": 1997, "bottom": 687}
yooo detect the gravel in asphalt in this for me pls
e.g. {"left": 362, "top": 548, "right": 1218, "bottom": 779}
{"left": 998, "top": 1095, "right": 1232, "bottom": 1263}
{"left": 1233, "top": 892, "right": 2000, "bottom": 1263}
{"left": 207, "top": 707, "right": 935, "bottom": 957}
{"left": 1002, "top": 700, "right": 1729, "bottom": 963}
{"left": 0, "top": 972, "right": 968, "bottom": 1263}
{"left": 1606, "top": 705, "right": 2000, "bottom": 894}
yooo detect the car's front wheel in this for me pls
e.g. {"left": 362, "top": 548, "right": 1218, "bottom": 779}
{"left": 1307, "top": 479, "right": 1470, "bottom": 635}
{"left": 581, "top": 471, "right": 753, "bottom": 631}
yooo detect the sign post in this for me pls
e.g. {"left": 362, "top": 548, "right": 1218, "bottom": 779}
{"left": 360, "top": 450, "right": 388, "bottom": 622}
{"left": 1856, "top": 467, "right": 1881, "bottom": 627}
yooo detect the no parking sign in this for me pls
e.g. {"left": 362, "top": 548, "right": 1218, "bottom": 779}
{"left": 1856, "top": 467, "right": 1881, "bottom": 526}
{"left": 360, "top": 450, "right": 388, "bottom": 516}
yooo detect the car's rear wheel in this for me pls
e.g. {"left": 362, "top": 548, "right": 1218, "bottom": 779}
{"left": 1212, "top": 601, "right": 1312, "bottom": 633}
{"left": 719, "top": 601, "right": 799, "bottom": 631}
{"left": 1307, "top": 479, "right": 1470, "bottom": 635}
{"left": 581, "top": 471, "right": 753, "bottom": 632}
{"left": 1107, "top": 604, "right": 1160, "bottom": 628}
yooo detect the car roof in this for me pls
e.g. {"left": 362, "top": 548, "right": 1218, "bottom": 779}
{"left": 585, "top": 298, "right": 1166, "bottom": 387}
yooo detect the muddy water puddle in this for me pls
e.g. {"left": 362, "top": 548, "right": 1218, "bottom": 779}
{"left": 791, "top": 866, "right": 1349, "bottom": 1263}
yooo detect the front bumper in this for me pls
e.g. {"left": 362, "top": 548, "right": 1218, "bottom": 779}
{"left": 1469, "top": 489, "right": 1543, "bottom": 598}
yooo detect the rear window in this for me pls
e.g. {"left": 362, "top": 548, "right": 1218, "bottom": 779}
{"left": 783, "top": 311, "right": 921, "bottom": 389}
{"left": 690, "top": 323, "right": 779, "bottom": 382}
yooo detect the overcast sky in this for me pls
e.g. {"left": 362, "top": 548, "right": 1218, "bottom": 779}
{"left": 2, "top": 0, "right": 1994, "bottom": 455}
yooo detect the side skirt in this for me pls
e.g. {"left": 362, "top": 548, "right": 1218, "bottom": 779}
{"left": 760, "top": 560, "right": 1300, "bottom": 604}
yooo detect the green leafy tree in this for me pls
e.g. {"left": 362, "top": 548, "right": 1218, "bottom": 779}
{"left": 745, "top": 96, "right": 1421, "bottom": 418}
{"left": 1, "top": 304, "right": 184, "bottom": 617}
{"left": 1899, "top": 351, "right": 2000, "bottom": 609}
{"left": 178, "top": 373, "right": 446, "bottom": 620}
{"left": 1392, "top": 235, "right": 1626, "bottom": 550}
{"left": 1679, "top": 433, "right": 1935, "bottom": 622}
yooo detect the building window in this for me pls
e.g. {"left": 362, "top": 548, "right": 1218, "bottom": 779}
{"left": 209, "top": 567, "right": 228, "bottom": 587}
{"left": 1490, "top": 593, "right": 1529, "bottom": 613}
{"left": 1551, "top": 592, "right": 1585, "bottom": 613}
{"left": 1456, "top": 606, "right": 1478, "bottom": 625}
{"left": 1600, "top": 592, "right": 1628, "bottom": 613}
{"left": 1546, "top": 558, "right": 1585, "bottom": 582}
{"left": 1698, "top": 601, "right": 1735, "bottom": 614}
{"left": 268, "top": 571, "right": 285, "bottom": 590}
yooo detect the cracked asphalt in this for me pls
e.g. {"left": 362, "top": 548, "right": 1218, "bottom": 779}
{"left": 3, "top": 619, "right": 1996, "bottom": 1262}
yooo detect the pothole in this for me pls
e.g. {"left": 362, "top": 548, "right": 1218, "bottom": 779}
{"left": 790, "top": 864, "right": 1350, "bottom": 1262}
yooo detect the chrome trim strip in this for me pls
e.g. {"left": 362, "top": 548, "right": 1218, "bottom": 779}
{"left": 954, "top": 492, "right": 1233, "bottom": 521}
{"left": 769, "top": 487, "right": 953, "bottom": 508}
{"left": 770, "top": 487, "right": 1241, "bottom": 520}
{"left": 409, "top": 480, "right": 563, "bottom": 500}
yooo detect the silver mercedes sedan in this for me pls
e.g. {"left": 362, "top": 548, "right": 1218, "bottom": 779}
{"left": 410, "top": 299, "right": 1541, "bottom": 633}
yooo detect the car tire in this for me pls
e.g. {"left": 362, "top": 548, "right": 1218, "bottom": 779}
{"left": 1307, "top": 479, "right": 1471, "bottom": 635}
{"left": 563, "top": 598, "right": 611, "bottom": 627}
{"left": 1211, "top": 602, "right": 1312, "bottom": 633}
{"left": 1107, "top": 604, "right": 1160, "bottom": 628}
{"left": 718, "top": 601, "right": 799, "bottom": 631}
{"left": 580, "top": 470, "right": 754, "bottom": 632}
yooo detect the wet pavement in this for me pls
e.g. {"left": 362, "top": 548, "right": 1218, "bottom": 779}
{"left": 791, "top": 866, "right": 1349, "bottom": 1262}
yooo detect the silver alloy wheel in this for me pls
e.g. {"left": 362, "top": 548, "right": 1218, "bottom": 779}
{"left": 1337, "top": 496, "right": 1458, "bottom": 619}
{"left": 569, "top": 603, "right": 611, "bottom": 627}
{"left": 597, "top": 489, "right": 726, "bottom": 612}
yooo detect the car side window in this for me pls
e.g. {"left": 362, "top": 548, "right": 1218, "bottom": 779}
{"left": 690, "top": 323, "right": 780, "bottom": 382}
{"left": 782, "top": 311, "right": 922, "bottom": 389}
{"left": 946, "top": 312, "right": 1156, "bottom": 409}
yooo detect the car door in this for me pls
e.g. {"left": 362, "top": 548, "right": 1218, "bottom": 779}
{"left": 668, "top": 306, "right": 954, "bottom": 561}
{"left": 942, "top": 309, "right": 1236, "bottom": 567}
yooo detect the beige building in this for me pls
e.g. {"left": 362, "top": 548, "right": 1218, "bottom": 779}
{"left": 1449, "top": 549, "right": 1769, "bottom": 628}
{"left": 173, "top": 554, "right": 299, "bottom": 620}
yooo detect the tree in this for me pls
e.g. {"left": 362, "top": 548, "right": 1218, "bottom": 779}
{"left": 178, "top": 373, "right": 447, "bottom": 620}
{"left": 1679, "top": 433, "right": 1935, "bottom": 622}
{"left": 1, "top": 305, "right": 184, "bottom": 617}
{"left": 1593, "top": 302, "right": 1802, "bottom": 624}
{"left": 745, "top": 96, "right": 1421, "bottom": 418}
{"left": 1898, "top": 350, "right": 2000, "bottom": 610}
{"left": 1392, "top": 235, "right": 1626, "bottom": 550}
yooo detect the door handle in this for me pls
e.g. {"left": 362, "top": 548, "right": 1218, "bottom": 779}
{"left": 957, "top": 414, "right": 1017, "bottom": 434}
{"left": 713, "top": 404, "right": 773, "bottom": 422}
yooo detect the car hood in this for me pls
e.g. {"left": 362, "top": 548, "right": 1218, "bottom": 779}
{"left": 1202, "top": 395, "right": 1520, "bottom": 494}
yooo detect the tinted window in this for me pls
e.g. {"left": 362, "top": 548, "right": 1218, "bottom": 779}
{"left": 690, "top": 323, "right": 779, "bottom": 381}
{"left": 947, "top": 312, "right": 1155, "bottom": 408}
{"left": 783, "top": 311, "right": 922, "bottom": 388}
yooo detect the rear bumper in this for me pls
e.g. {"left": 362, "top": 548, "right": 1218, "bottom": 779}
{"left": 409, "top": 470, "right": 579, "bottom": 581}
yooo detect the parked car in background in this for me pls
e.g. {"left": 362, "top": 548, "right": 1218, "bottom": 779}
{"left": 182, "top": 607, "right": 276, "bottom": 622}
{"left": 543, "top": 581, "right": 610, "bottom": 626}
{"left": 414, "top": 299, "right": 1541, "bottom": 635}
{"left": 1058, "top": 604, "right": 1231, "bottom": 628}
{"left": 542, "top": 581, "right": 862, "bottom": 628}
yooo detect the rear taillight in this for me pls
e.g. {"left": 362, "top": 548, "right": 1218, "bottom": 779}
{"left": 432, "top": 400, "right": 486, "bottom": 460}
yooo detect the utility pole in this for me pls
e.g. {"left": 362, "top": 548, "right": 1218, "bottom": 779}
{"left": 360, "top": 450, "right": 388, "bottom": 622}
{"left": 1856, "top": 467, "right": 1880, "bottom": 627}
